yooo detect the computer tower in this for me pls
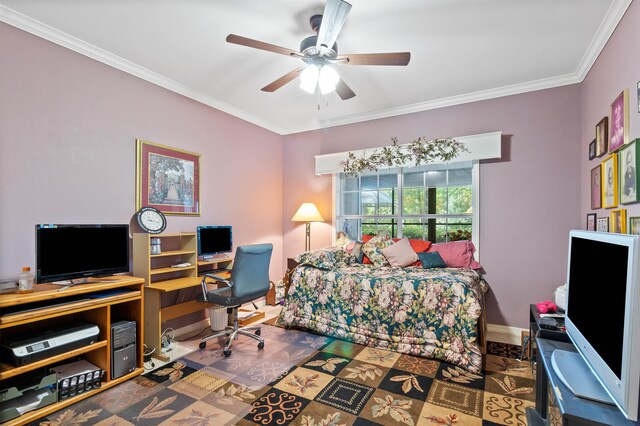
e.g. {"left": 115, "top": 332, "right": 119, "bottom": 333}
{"left": 111, "top": 320, "right": 136, "bottom": 379}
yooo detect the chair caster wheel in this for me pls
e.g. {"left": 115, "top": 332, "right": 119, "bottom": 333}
{"left": 258, "top": 342, "right": 264, "bottom": 350}
{"left": 199, "top": 341, "right": 206, "bottom": 349}
{"left": 255, "top": 329, "right": 261, "bottom": 336}
{"left": 223, "top": 349, "right": 232, "bottom": 357}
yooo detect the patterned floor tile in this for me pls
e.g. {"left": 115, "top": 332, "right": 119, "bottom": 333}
{"left": 314, "top": 377, "right": 376, "bottom": 416}
{"left": 301, "top": 351, "right": 352, "bottom": 375}
{"left": 486, "top": 342, "right": 523, "bottom": 359}
{"left": 290, "top": 401, "right": 357, "bottom": 426}
{"left": 482, "top": 392, "right": 533, "bottom": 426}
{"left": 167, "top": 367, "right": 229, "bottom": 399}
{"left": 358, "top": 389, "right": 425, "bottom": 425}
{"left": 378, "top": 367, "right": 433, "bottom": 400}
{"left": 337, "top": 360, "right": 389, "bottom": 388}
{"left": 435, "top": 362, "right": 486, "bottom": 391}
{"left": 200, "top": 382, "right": 260, "bottom": 417}
{"left": 89, "top": 377, "right": 164, "bottom": 414}
{"left": 426, "top": 379, "right": 484, "bottom": 417}
{"left": 418, "top": 402, "right": 483, "bottom": 426}
{"left": 37, "top": 402, "right": 111, "bottom": 425}
{"left": 273, "top": 367, "right": 336, "bottom": 399}
{"left": 144, "top": 359, "right": 198, "bottom": 385}
{"left": 354, "top": 347, "right": 401, "bottom": 368}
{"left": 483, "top": 372, "right": 535, "bottom": 403}
{"left": 93, "top": 414, "right": 135, "bottom": 425}
{"left": 244, "top": 387, "right": 311, "bottom": 425}
{"left": 117, "top": 387, "right": 197, "bottom": 425}
{"left": 393, "top": 354, "right": 441, "bottom": 378}
{"left": 484, "top": 354, "right": 534, "bottom": 378}
{"left": 158, "top": 399, "right": 241, "bottom": 425}
{"left": 323, "top": 339, "right": 366, "bottom": 358}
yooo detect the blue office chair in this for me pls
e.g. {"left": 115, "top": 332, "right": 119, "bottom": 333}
{"left": 197, "top": 243, "right": 273, "bottom": 357}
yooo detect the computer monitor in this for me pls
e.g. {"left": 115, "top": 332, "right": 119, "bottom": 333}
{"left": 197, "top": 226, "right": 232, "bottom": 259}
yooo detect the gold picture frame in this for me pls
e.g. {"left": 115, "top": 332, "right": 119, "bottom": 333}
{"left": 136, "top": 139, "right": 201, "bottom": 215}
{"left": 610, "top": 208, "right": 627, "bottom": 233}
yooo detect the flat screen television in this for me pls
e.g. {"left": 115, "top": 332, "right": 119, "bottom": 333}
{"left": 197, "top": 226, "right": 232, "bottom": 259}
{"left": 36, "top": 224, "right": 130, "bottom": 283}
{"left": 552, "top": 230, "right": 640, "bottom": 420}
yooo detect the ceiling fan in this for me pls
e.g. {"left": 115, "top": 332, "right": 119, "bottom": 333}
{"left": 226, "top": 0, "right": 410, "bottom": 100}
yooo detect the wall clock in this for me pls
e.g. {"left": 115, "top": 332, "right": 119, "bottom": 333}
{"left": 136, "top": 206, "right": 167, "bottom": 234}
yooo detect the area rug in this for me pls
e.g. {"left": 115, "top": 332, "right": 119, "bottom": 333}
{"left": 32, "top": 325, "right": 534, "bottom": 426}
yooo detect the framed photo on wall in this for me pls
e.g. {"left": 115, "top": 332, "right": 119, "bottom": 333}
{"left": 620, "top": 139, "right": 640, "bottom": 205}
{"left": 630, "top": 216, "right": 640, "bottom": 235}
{"left": 610, "top": 209, "right": 627, "bottom": 233}
{"left": 136, "top": 139, "right": 201, "bottom": 215}
{"left": 609, "top": 89, "right": 629, "bottom": 152}
{"left": 602, "top": 154, "right": 618, "bottom": 209}
{"left": 589, "top": 139, "right": 596, "bottom": 160}
{"left": 591, "top": 165, "right": 602, "bottom": 209}
{"left": 596, "top": 117, "right": 608, "bottom": 157}
{"left": 597, "top": 217, "right": 609, "bottom": 232}
{"left": 586, "top": 213, "right": 597, "bottom": 231}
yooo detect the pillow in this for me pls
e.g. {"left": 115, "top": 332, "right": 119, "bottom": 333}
{"left": 418, "top": 251, "right": 447, "bottom": 269}
{"left": 381, "top": 238, "right": 419, "bottom": 267}
{"left": 362, "top": 232, "right": 393, "bottom": 267}
{"left": 352, "top": 241, "right": 365, "bottom": 263}
{"left": 391, "top": 238, "right": 432, "bottom": 266}
{"left": 361, "top": 234, "right": 375, "bottom": 264}
{"left": 334, "top": 231, "right": 352, "bottom": 249}
{"left": 428, "top": 240, "right": 482, "bottom": 269}
{"left": 294, "top": 248, "right": 337, "bottom": 269}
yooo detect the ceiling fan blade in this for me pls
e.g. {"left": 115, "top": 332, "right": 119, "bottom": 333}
{"left": 226, "top": 34, "right": 302, "bottom": 58}
{"left": 316, "top": 0, "right": 352, "bottom": 54}
{"left": 336, "top": 52, "right": 411, "bottom": 66}
{"left": 335, "top": 78, "right": 355, "bottom": 100}
{"left": 261, "top": 66, "right": 307, "bottom": 92}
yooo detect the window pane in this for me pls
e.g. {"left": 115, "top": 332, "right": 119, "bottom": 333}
{"left": 378, "top": 189, "right": 397, "bottom": 215}
{"left": 425, "top": 170, "right": 446, "bottom": 187}
{"left": 402, "top": 187, "right": 425, "bottom": 215}
{"left": 379, "top": 173, "right": 397, "bottom": 189}
{"left": 362, "top": 219, "right": 398, "bottom": 238}
{"left": 361, "top": 191, "right": 377, "bottom": 215}
{"left": 434, "top": 187, "right": 448, "bottom": 214}
{"left": 340, "top": 219, "right": 361, "bottom": 240}
{"left": 447, "top": 185, "right": 472, "bottom": 214}
{"left": 361, "top": 175, "right": 377, "bottom": 190}
{"left": 403, "top": 171, "right": 423, "bottom": 187}
{"left": 343, "top": 192, "right": 360, "bottom": 215}
{"left": 402, "top": 218, "right": 426, "bottom": 240}
{"left": 343, "top": 175, "right": 359, "bottom": 191}
{"left": 448, "top": 168, "right": 472, "bottom": 185}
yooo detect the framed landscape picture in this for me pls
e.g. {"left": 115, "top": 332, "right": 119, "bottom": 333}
{"left": 587, "top": 213, "right": 596, "bottom": 231}
{"left": 136, "top": 139, "right": 201, "bottom": 215}
{"left": 610, "top": 209, "right": 627, "bottom": 233}
{"left": 591, "top": 165, "right": 602, "bottom": 209}
{"left": 619, "top": 139, "right": 640, "bottom": 205}
{"left": 596, "top": 117, "right": 608, "bottom": 157}
{"left": 630, "top": 217, "right": 640, "bottom": 235}
{"left": 609, "top": 89, "right": 629, "bottom": 152}
{"left": 602, "top": 154, "right": 618, "bottom": 209}
{"left": 597, "top": 217, "right": 609, "bottom": 232}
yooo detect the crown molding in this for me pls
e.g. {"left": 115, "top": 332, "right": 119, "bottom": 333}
{"left": 0, "top": 5, "right": 286, "bottom": 135}
{"left": 575, "top": 0, "right": 632, "bottom": 80}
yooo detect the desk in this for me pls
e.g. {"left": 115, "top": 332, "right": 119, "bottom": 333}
{"left": 144, "top": 272, "right": 230, "bottom": 361}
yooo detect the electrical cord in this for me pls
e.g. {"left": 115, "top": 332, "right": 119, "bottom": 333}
{"left": 161, "top": 328, "right": 175, "bottom": 352}
{"left": 143, "top": 344, "right": 156, "bottom": 371}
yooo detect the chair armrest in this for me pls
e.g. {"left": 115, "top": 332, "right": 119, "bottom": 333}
{"left": 203, "top": 273, "right": 232, "bottom": 286}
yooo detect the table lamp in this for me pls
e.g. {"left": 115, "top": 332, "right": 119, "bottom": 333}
{"left": 291, "top": 203, "right": 324, "bottom": 252}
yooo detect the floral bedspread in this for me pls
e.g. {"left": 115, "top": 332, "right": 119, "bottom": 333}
{"left": 277, "top": 263, "right": 487, "bottom": 373}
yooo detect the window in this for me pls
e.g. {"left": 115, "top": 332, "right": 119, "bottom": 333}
{"left": 336, "top": 161, "right": 478, "bottom": 245}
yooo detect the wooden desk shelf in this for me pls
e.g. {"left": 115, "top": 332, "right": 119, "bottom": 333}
{"left": 0, "top": 277, "right": 144, "bottom": 426}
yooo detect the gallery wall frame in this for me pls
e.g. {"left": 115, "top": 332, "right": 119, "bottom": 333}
{"left": 620, "top": 139, "right": 640, "bottom": 205}
{"left": 610, "top": 208, "right": 627, "bottom": 233}
{"left": 630, "top": 216, "right": 640, "bottom": 235}
{"left": 609, "top": 89, "right": 629, "bottom": 153}
{"left": 597, "top": 217, "right": 609, "bottom": 232}
{"left": 596, "top": 117, "right": 608, "bottom": 157}
{"left": 602, "top": 154, "right": 618, "bottom": 209}
{"left": 586, "top": 213, "right": 596, "bottom": 231}
{"left": 591, "top": 165, "right": 602, "bottom": 210}
{"left": 136, "top": 139, "right": 201, "bottom": 216}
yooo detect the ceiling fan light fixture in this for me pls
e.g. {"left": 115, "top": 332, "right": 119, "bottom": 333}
{"left": 300, "top": 65, "right": 320, "bottom": 94}
{"left": 319, "top": 65, "right": 339, "bottom": 94}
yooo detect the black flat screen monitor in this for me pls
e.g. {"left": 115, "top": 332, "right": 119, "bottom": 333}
{"left": 197, "top": 226, "right": 232, "bottom": 258}
{"left": 36, "top": 224, "right": 130, "bottom": 283}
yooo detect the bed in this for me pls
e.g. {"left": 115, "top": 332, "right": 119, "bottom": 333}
{"left": 277, "top": 247, "right": 488, "bottom": 373}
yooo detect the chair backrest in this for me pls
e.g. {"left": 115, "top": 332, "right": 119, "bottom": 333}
{"left": 229, "top": 243, "right": 273, "bottom": 299}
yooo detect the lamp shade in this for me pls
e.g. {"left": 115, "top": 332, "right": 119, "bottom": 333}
{"left": 291, "top": 203, "right": 324, "bottom": 223}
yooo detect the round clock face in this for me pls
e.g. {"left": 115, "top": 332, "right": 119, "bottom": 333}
{"left": 136, "top": 207, "right": 167, "bottom": 234}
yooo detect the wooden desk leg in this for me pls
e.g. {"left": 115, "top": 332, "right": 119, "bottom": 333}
{"left": 144, "top": 289, "right": 166, "bottom": 361}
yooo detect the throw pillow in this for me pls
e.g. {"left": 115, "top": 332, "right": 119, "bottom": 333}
{"left": 362, "top": 232, "right": 393, "bottom": 267}
{"left": 428, "top": 240, "right": 482, "bottom": 269}
{"left": 295, "top": 248, "right": 337, "bottom": 270}
{"left": 334, "top": 231, "right": 352, "bottom": 249}
{"left": 381, "top": 238, "right": 419, "bottom": 267}
{"left": 361, "top": 234, "right": 375, "bottom": 263}
{"left": 418, "top": 251, "right": 447, "bottom": 269}
{"left": 352, "top": 241, "right": 365, "bottom": 263}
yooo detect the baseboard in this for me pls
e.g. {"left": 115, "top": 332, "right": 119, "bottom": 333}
{"left": 174, "top": 318, "right": 211, "bottom": 340}
{"left": 487, "top": 323, "right": 527, "bottom": 345}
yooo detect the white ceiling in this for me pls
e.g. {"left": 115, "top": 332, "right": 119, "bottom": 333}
{"left": 0, "top": 1, "right": 631, "bottom": 135}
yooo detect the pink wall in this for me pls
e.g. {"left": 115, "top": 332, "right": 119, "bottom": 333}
{"left": 581, "top": 1, "right": 640, "bottom": 222}
{"left": 0, "top": 23, "right": 284, "bottom": 293}
{"left": 283, "top": 86, "right": 583, "bottom": 329}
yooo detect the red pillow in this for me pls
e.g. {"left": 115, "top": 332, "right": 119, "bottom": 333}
{"left": 361, "top": 235, "right": 374, "bottom": 263}
{"left": 428, "top": 240, "right": 481, "bottom": 269}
